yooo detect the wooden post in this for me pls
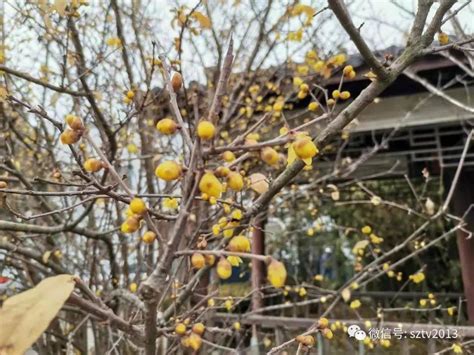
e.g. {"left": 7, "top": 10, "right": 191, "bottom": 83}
{"left": 251, "top": 215, "right": 266, "bottom": 311}
{"left": 275, "top": 326, "right": 284, "bottom": 345}
{"left": 447, "top": 169, "right": 474, "bottom": 323}
{"left": 250, "top": 215, "right": 266, "bottom": 355}
{"left": 316, "top": 333, "right": 324, "bottom": 355}
{"left": 401, "top": 338, "right": 410, "bottom": 355}
{"left": 427, "top": 339, "right": 436, "bottom": 354}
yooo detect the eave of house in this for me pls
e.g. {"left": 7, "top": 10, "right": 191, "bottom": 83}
{"left": 350, "top": 86, "right": 473, "bottom": 133}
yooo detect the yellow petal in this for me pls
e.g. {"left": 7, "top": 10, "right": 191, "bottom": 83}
{"left": 287, "top": 144, "right": 297, "bottom": 165}
{"left": 192, "top": 11, "right": 211, "bottom": 29}
{"left": 227, "top": 256, "right": 242, "bottom": 266}
{"left": 341, "top": 288, "right": 351, "bottom": 302}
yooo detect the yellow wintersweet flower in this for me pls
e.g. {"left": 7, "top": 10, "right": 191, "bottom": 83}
{"left": 312, "top": 60, "right": 325, "bottom": 72}
{"left": 106, "top": 37, "right": 122, "bottom": 47}
{"left": 231, "top": 209, "right": 243, "bottom": 220}
{"left": 212, "top": 224, "right": 221, "bottom": 236}
{"left": 350, "top": 299, "right": 361, "bottom": 309}
{"left": 298, "top": 287, "right": 307, "bottom": 297}
{"left": 327, "top": 53, "right": 346, "bottom": 67}
{"left": 267, "top": 259, "right": 287, "bottom": 288}
{"left": 290, "top": 4, "right": 314, "bottom": 25}
{"left": 409, "top": 272, "right": 426, "bottom": 284}
{"left": 296, "top": 65, "right": 309, "bottom": 75}
{"left": 223, "top": 221, "right": 238, "bottom": 238}
{"left": 127, "top": 143, "right": 138, "bottom": 154}
{"left": 306, "top": 49, "right": 318, "bottom": 61}
{"left": 279, "top": 126, "right": 289, "bottom": 136}
{"left": 293, "top": 77, "right": 304, "bottom": 87}
{"left": 162, "top": 197, "right": 179, "bottom": 210}
{"left": 308, "top": 102, "right": 319, "bottom": 111}
{"left": 248, "top": 84, "right": 260, "bottom": 95}
{"left": 370, "top": 233, "right": 383, "bottom": 244}
{"left": 452, "top": 343, "right": 463, "bottom": 354}
{"left": 287, "top": 28, "right": 303, "bottom": 42}
{"left": 438, "top": 32, "right": 449, "bottom": 45}
{"left": 273, "top": 99, "right": 285, "bottom": 112}
{"left": 263, "top": 337, "right": 272, "bottom": 348}
{"left": 216, "top": 258, "right": 232, "bottom": 279}
{"left": 129, "top": 282, "right": 138, "bottom": 293}
{"left": 370, "top": 195, "right": 382, "bottom": 205}
{"left": 380, "top": 339, "right": 391, "bottom": 348}
{"left": 227, "top": 255, "right": 242, "bottom": 266}
{"left": 287, "top": 133, "right": 318, "bottom": 166}
{"left": 228, "top": 236, "right": 250, "bottom": 253}
{"left": 199, "top": 172, "right": 223, "bottom": 198}
{"left": 224, "top": 298, "right": 233, "bottom": 311}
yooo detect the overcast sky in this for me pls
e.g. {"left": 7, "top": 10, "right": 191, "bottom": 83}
{"left": 2, "top": 1, "right": 473, "bottom": 118}
{"left": 4, "top": 0, "right": 473, "bottom": 66}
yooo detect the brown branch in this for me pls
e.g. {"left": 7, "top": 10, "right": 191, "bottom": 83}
{"left": 175, "top": 249, "right": 271, "bottom": 262}
{"left": 442, "top": 0, "right": 472, "bottom": 25}
{"left": 420, "top": 0, "right": 458, "bottom": 47}
{"left": 328, "top": 0, "right": 388, "bottom": 81}
{"left": 442, "top": 130, "right": 474, "bottom": 211}
{"left": 403, "top": 69, "right": 474, "bottom": 113}
{"left": 110, "top": 0, "right": 135, "bottom": 85}
{"left": 5, "top": 195, "right": 103, "bottom": 221}
{"left": 0, "top": 239, "right": 69, "bottom": 275}
{"left": 162, "top": 266, "right": 210, "bottom": 321}
{"left": 67, "top": 18, "right": 117, "bottom": 159}
{"left": 0, "top": 65, "right": 88, "bottom": 97}
{"left": 0, "top": 220, "right": 115, "bottom": 240}
{"left": 407, "top": 0, "right": 433, "bottom": 46}
{"left": 208, "top": 36, "right": 234, "bottom": 124}
{"left": 67, "top": 294, "right": 144, "bottom": 342}
{"left": 421, "top": 36, "right": 474, "bottom": 55}
{"left": 159, "top": 55, "right": 194, "bottom": 149}
{"left": 83, "top": 130, "right": 166, "bottom": 241}
{"left": 245, "top": 78, "right": 393, "bottom": 219}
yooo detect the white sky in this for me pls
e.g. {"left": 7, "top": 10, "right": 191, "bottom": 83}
{"left": 2, "top": 0, "right": 472, "bottom": 142}
{"left": 3, "top": 0, "right": 473, "bottom": 78}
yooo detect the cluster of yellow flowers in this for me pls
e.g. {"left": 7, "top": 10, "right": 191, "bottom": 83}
{"left": 106, "top": 37, "right": 122, "bottom": 47}
{"left": 174, "top": 319, "right": 206, "bottom": 351}
{"left": 419, "top": 293, "right": 436, "bottom": 307}
{"left": 295, "top": 317, "right": 333, "bottom": 348}
{"left": 287, "top": 132, "right": 319, "bottom": 166}
{"left": 123, "top": 89, "right": 134, "bottom": 105}
{"left": 121, "top": 198, "right": 148, "bottom": 235}
{"left": 60, "top": 114, "right": 85, "bottom": 145}
{"left": 409, "top": 272, "right": 426, "bottom": 284}
{"left": 83, "top": 158, "right": 104, "bottom": 173}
